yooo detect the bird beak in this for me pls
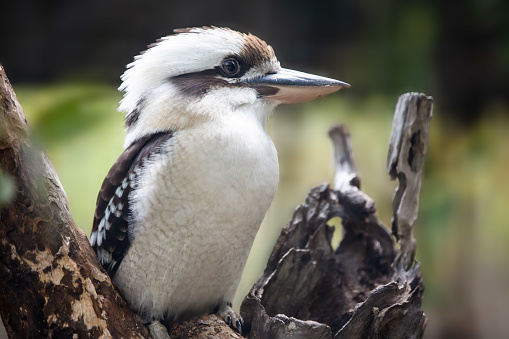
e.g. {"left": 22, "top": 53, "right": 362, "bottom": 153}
{"left": 245, "top": 68, "right": 350, "bottom": 104}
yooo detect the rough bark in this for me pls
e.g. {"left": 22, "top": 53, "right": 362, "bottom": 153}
{"left": 0, "top": 61, "right": 432, "bottom": 339}
{"left": 0, "top": 65, "right": 150, "bottom": 338}
{"left": 166, "top": 315, "right": 243, "bottom": 339}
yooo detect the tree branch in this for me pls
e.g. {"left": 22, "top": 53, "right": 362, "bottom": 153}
{"left": 0, "top": 65, "right": 150, "bottom": 338}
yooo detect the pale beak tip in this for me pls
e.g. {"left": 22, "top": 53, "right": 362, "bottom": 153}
{"left": 332, "top": 80, "right": 351, "bottom": 88}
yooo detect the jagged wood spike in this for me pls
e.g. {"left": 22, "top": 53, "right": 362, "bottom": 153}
{"left": 387, "top": 92, "right": 433, "bottom": 271}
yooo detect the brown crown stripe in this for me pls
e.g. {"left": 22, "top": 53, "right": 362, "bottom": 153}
{"left": 239, "top": 33, "right": 276, "bottom": 67}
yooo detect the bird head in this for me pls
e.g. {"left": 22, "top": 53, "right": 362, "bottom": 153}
{"left": 119, "top": 27, "right": 349, "bottom": 145}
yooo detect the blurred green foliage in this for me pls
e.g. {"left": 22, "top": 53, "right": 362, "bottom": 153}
{"left": 13, "top": 83, "right": 509, "bottom": 339}
{"left": 0, "top": 171, "right": 15, "bottom": 208}
{"left": 15, "top": 83, "right": 124, "bottom": 230}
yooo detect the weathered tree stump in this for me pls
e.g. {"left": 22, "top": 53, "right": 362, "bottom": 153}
{"left": 240, "top": 94, "right": 432, "bottom": 339}
{"left": 0, "top": 61, "right": 432, "bottom": 339}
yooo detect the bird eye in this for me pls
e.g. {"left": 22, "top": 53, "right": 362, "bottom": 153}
{"left": 221, "top": 58, "right": 240, "bottom": 76}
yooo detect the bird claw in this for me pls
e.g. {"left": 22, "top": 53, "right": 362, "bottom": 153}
{"left": 148, "top": 320, "right": 171, "bottom": 339}
{"left": 236, "top": 319, "right": 244, "bottom": 335}
{"left": 217, "top": 301, "right": 244, "bottom": 335}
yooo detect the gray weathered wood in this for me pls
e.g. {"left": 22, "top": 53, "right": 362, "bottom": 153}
{"left": 387, "top": 93, "right": 433, "bottom": 270}
{"left": 329, "top": 124, "right": 360, "bottom": 191}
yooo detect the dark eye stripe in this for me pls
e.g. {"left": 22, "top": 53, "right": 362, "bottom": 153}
{"left": 170, "top": 55, "right": 253, "bottom": 97}
{"left": 171, "top": 69, "right": 248, "bottom": 97}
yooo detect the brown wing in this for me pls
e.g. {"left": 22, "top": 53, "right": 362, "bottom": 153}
{"left": 90, "top": 131, "right": 174, "bottom": 277}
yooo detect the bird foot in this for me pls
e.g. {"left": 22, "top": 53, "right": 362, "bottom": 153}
{"left": 217, "top": 301, "right": 244, "bottom": 335}
{"left": 148, "top": 320, "right": 171, "bottom": 339}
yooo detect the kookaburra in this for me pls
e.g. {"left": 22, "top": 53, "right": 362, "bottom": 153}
{"left": 90, "top": 26, "right": 349, "bottom": 338}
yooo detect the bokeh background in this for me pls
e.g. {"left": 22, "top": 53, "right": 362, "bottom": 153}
{"left": 1, "top": 1, "right": 508, "bottom": 338}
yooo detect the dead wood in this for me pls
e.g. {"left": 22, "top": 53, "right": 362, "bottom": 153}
{"left": 240, "top": 94, "right": 432, "bottom": 339}
{"left": 0, "top": 60, "right": 432, "bottom": 339}
{"left": 387, "top": 93, "right": 433, "bottom": 271}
